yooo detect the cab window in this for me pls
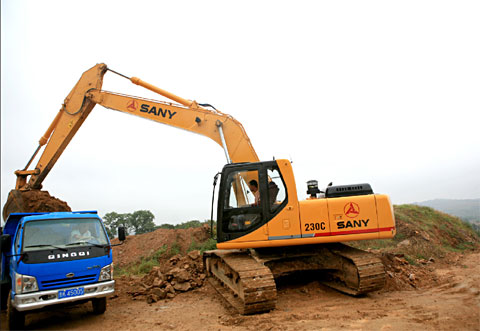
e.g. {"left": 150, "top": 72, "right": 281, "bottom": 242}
{"left": 223, "top": 169, "right": 262, "bottom": 232}
{"left": 267, "top": 167, "right": 287, "bottom": 213}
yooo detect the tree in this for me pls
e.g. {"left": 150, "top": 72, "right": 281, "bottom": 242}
{"left": 103, "top": 212, "right": 131, "bottom": 239}
{"left": 103, "top": 210, "right": 156, "bottom": 238}
{"left": 128, "top": 210, "right": 156, "bottom": 235}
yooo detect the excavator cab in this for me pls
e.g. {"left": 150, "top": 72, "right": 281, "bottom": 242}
{"left": 216, "top": 161, "right": 288, "bottom": 243}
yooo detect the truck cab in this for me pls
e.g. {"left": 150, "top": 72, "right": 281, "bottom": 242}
{"left": 0, "top": 211, "right": 124, "bottom": 330}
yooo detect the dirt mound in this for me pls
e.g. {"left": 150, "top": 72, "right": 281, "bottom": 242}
{"left": 112, "top": 226, "right": 211, "bottom": 269}
{"left": 380, "top": 252, "right": 439, "bottom": 291}
{"left": 111, "top": 226, "right": 211, "bottom": 304}
{"left": 3, "top": 189, "right": 71, "bottom": 220}
{"left": 351, "top": 204, "right": 480, "bottom": 291}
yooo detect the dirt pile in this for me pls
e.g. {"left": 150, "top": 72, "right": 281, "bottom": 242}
{"left": 380, "top": 252, "right": 439, "bottom": 291}
{"left": 111, "top": 225, "right": 212, "bottom": 304}
{"left": 124, "top": 250, "right": 206, "bottom": 303}
{"left": 3, "top": 189, "right": 71, "bottom": 220}
{"left": 112, "top": 225, "right": 211, "bottom": 269}
{"left": 352, "top": 204, "right": 480, "bottom": 291}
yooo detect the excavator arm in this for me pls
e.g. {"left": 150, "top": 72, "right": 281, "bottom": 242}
{"left": 5, "top": 63, "right": 259, "bottom": 219}
{"left": 15, "top": 63, "right": 258, "bottom": 190}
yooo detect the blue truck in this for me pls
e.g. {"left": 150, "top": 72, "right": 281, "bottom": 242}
{"left": 0, "top": 211, "right": 125, "bottom": 330}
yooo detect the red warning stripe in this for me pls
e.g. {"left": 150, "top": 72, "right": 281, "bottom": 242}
{"left": 314, "top": 227, "right": 395, "bottom": 237}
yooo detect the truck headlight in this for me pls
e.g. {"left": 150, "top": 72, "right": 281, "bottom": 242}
{"left": 99, "top": 264, "right": 113, "bottom": 281}
{"left": 15, "top": 272, "right": 39, "bottom": 294}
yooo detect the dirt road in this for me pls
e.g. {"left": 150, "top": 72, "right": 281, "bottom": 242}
{"left": 2, "top": 251, "right": 479, "bottom": 331}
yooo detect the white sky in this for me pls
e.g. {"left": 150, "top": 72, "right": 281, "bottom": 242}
{"left": 2, "top": 0, "right": 479, "bottom": 225}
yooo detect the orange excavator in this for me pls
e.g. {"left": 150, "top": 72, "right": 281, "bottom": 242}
{"left": 3, "top": 64, "right": 396, "bottom": 314}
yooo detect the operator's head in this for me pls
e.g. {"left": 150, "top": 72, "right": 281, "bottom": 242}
{"left": 248, "top": 180, "right": 258, "bottom": 192}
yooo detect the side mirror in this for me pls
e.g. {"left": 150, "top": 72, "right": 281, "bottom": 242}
{"left": 0, "top": 234, "right": 11, "bottom": 253}
{"left": 118, "top": 227, "right": 126, "bottom": 242}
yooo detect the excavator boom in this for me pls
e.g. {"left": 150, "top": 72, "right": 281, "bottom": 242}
{"left": 13, "top": 63, "right": 258, "bottom": 194}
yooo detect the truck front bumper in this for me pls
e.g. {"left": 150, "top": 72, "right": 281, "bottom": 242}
{"left": 13, "top": 280, "right": 115, "bottom": 311}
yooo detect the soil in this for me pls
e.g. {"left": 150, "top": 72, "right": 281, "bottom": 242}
{"left": 3, "top": 189, "right": 71, "bottom": 220}
{"left": 1, "top": 227, "right": 479, "bottom": 330}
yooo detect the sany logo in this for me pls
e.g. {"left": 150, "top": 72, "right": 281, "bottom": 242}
{"left": 344, "top": 202, "right": 360, "bottom": 218}
{"left": 127, "top": 100, "right": 138, "bottom": 112}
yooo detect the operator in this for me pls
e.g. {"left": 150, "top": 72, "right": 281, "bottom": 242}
{"left": 71, "top": 223, "right": 92, "bottom": 242}
{"left": 248, "top": 180, "right": 260, "bottom": 206}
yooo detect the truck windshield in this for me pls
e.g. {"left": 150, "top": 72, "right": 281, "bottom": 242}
{"left": 22, "top": 218, "right": 109, "bottom": 252}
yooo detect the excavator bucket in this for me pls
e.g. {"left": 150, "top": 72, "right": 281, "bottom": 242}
{"left": 2, "top": 189, "right": 71, "bottom": 221}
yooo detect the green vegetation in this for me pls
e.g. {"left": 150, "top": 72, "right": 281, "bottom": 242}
{"left": 115, "top": 245, "right": 169, "bottom": 276}
{"left": 156, "top": 220, "right": 215, "bottom": 230}
{"left": 188, "top": 238, "right": 217, "bottom": 253}
{"left": 350, "top": 204, "right": 479, "bottom": 264}
{"left": 104, "top": 210, "right": 156, "bottom": 238}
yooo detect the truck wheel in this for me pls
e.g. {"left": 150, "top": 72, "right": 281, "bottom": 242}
{"left": 7, "top": 290, "right": 25, "bottom": 330}
{"left": 92, "top": 297, "right": 107, "bottom": 314}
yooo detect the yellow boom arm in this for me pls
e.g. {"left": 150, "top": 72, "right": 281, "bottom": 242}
{"left": 15, "top": 63, "right": 259, "bottom": 191}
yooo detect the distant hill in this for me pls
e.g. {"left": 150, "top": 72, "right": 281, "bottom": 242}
{"left": 414, "top": 199, "right": 479, "bottom": 223}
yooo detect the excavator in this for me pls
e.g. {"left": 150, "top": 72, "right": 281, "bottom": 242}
{"left": 3, "top": 63, "right": 396, "bottom": 314}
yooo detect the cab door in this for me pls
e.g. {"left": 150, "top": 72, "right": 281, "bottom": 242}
{"left": 217, "top": 163, "right": 268, "bottom": 243}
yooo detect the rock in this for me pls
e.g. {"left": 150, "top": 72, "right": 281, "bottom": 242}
{"left": 174, "top": 282, "right": 192, "bottom": 292}
{"left": 153, "top": 277, "right": 164, "bottom": 287}
{"left": 420, "top": 232, "right": 431, "bottom": 241}
{"left": 397, "top": 239, "right": 410, "bottom": 248}
{"left": 393, "top": 265, "right": 402, "bottom": 273}
{"left": 152, "top": 288, "right": 167, "bottom": 299}
{"left": 169, "top": 255, "right": 182, "bottom": 264}
{"left": 165, "top": 283, "right": 175, "bottom": 294}
{"left": 157, "top": 270, "right": 166, "bottom": 281}
{"left": 409, "top": 273, "right": 416, "bottom": 281}
{"left": 187, "top": 250, "right": 201, "bottom": 260}
{"left": 147, "top": 294, "right": 158, "bottom": 304}
{"left": 394, "top": 256, "right": 409, "bottom": 265}
{"left": 168, "top": 267, "right": 191, "bottom": 282}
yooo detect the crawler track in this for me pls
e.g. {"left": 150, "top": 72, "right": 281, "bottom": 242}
{"left": 204, "top": 243, "right": 385, "bottom": 314}
{"left": 322, "top": 243, "right": 386, "bottom": 295}
{"left": 203, "top": 250, "right": 276, "bottom": 315}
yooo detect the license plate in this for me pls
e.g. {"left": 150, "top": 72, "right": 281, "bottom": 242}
{"left": 58, "top": 287, "right": 85, "bottom": 299}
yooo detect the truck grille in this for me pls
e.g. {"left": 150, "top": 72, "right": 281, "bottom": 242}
{"left": 41, "top": 274, "right": 97, "bottom": 289}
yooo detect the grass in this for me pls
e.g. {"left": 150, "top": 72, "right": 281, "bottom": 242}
{"left": 169, "top": 241, "right": 181, "bottom": 256}
{"left": 115, "top": 245, "right": 169, "bottom": 276}
{"left": 188, "top": 238, "right": 217, "bottom": 253}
